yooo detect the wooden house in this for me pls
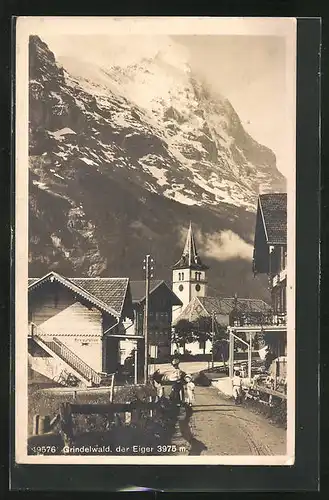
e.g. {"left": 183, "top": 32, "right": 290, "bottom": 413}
{"left": 124, "top": 280, "right": 182, "bottom": 362}
{"left": 252, "top": 193, "right": 287, "bottom": 356}
{"left": 28, "top": 271, "right": 140, "bottom": 386}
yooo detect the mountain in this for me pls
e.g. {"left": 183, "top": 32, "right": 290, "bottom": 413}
{"left": 28, "top": 35, "right": 286, "bottom": 300}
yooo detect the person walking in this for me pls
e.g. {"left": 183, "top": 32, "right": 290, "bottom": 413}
{"left": 168, "top": 358, "right": 185, "bottom": 404}
{"left": 184, "top": 374, "right": 196, "bottom": 406}
{"left": 232, "top": 370, "right": 243, "bottom": 404}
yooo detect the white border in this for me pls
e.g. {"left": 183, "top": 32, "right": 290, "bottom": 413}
{"left": 15, "top": 16, "right": 296, "bottom": 466}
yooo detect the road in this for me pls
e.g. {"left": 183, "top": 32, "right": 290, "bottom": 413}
{"left": 175, "top": 385, "right": 286, "bottom": 456}
{"left": 151, "top": 361, "right": 286, "bottom": 456}
{"left": 150, "top": 361, "right": 223, "bottom": 376}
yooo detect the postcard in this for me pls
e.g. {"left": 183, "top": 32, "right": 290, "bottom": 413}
{"left": 15, "top": 16, "right": 296, "bottom": 465}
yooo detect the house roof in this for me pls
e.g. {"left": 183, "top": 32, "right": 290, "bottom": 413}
{"left": 67, "top": 278, "right": 130, "bottom": 317}
{"left": 199, "top": 296, "right": 272, "bottom": 315}
{"left": 28, "top": 272, "right": 133, "bottom": 319}
{"left": 258, "top": 193, "right": 287, "bottom": 245}
{"left": 173, "top": 221, "right": 208, "bottom": 270}
{"left": 130, "top": 280, "right": 182, "bottom": 306}
{"left": 173, "top": 295, "right": 271, "bottom": 325}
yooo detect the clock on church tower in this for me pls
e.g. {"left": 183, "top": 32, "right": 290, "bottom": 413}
{"left": 171, "top": 221, "right": 209, "bottom": 324}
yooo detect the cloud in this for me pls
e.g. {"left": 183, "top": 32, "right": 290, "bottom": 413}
{"left": 200, "top": 229, "right": 253, "bottom": 261}
{"left": 179, "top": 227, "right": 253, "bottom": 262}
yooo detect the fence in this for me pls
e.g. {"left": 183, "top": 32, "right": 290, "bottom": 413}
{"left": 30, "top": 396, "right": 158, "bottom": 446}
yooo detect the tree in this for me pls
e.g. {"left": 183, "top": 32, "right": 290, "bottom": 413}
{"left": 212, "top": 324, "right": 229, "bottom": 363}
{"left": 192, "top": 316, "right": 228, "bottom": 359}
{"left": 173, "top": 319, "right": 194, "bottom": 354}
{"left": 191, "top": 316, "right": 213, "bottom": 353}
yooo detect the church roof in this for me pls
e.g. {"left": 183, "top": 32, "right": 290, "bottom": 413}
{"left": 173, "top": 222, "right": 209, "bottom": 270}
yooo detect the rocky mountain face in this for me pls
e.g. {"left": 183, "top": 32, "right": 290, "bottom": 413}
{"left": 28, "top": 35, "right": 285, "bottom": 300}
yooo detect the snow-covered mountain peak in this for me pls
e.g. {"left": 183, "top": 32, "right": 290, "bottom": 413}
{"left": 28, "top": 35, "right": 285, "bottom": 296}
{"left": 29, "top": 34, "right": 286, "bottom": 215}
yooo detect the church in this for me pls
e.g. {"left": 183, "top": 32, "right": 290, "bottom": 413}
{"left": 170, "top": 222, "right": 272, "bottom": 357}
{"left": 170, "top": 221, "right": 212, "bottom": 355}
{"left": 172, "top": 221, "right": 209, "bottom": 324}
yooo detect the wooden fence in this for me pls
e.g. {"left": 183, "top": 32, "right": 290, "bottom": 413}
{"left": 245, "top": 384, "right": 287, "bottom": 406}
{"left": 30, "top": 396, "right": 158, "bottom": 446}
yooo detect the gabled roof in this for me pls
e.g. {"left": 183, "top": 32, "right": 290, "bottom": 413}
{"left": 68, "top": 278, "right": 130, "bottom": 317}
{"left": 173, "top": 222, "right": 208, "bottom": 270}
{"left": 258, "top": 193, "right": 287, "bottom": 245}
{"left": 28, "top": 272, "right": 132, "bottom": 319}
{"left": 130, "top": 280, "right": 182, "bottom": 306}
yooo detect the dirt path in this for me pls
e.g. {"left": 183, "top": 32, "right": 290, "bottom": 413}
{"left": 177, "top": 386, "right": 286, "bottom": 456}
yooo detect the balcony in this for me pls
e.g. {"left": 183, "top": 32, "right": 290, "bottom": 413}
{"left": 232, "top": 312, "right": 287, "bottom": 328}
{"left": 272, "top": 313, "right": 287, "bottom": 326}
{"left": 272, "top": 269, "right": 287, "bottom": 287}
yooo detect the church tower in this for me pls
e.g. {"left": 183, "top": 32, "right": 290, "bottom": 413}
{"left": 172, "top": 222, "right": 209, "bottom": 323}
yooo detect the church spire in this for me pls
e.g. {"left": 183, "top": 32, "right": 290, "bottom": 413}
{"left": 173, "top": 222, "right": 209, "bottom": 270}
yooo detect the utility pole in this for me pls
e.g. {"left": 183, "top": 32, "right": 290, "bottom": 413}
{"left": 134, "top": 344, "right": 138, "bottom": 385}
{"left": 211, "top": 312, "right": 215, "bottom": 369}
{"left": 143, "top": 254, "right": 154, "bottom": 384}
{"left": 228, "top": 327, "right": 234, "bottom": 378}
{"left": 248, "top": 333, "right": 252, "bottom": 380}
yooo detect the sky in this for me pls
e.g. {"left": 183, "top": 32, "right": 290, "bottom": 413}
{"left": 38, "top": 33, "right": 289, "bottom": 177}
{"left": 174, "top": 35, "right": 287, "bottom": 176}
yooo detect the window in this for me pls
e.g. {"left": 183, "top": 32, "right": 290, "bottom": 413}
{"left": 178, "top": 272, "right": 181, "bottom": 280}
{"left": 182, "top": 272, "right": 184, "bottom": 280}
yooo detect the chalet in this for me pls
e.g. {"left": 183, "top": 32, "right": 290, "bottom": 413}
{"left": 172, "top": 295, "right": 272, "bottom": 355}
{"left": 28, "top": 271, "right": 140, "bottom": 387}
{"left": 124, "top": 280, "right": 183, "bottom": 362}
{"left": 252, "top": 192, "right": 287, "bottom": 356}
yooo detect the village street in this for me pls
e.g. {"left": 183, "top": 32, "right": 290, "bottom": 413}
{"left": 149, "top": 361, "right": 223, "bottom": 376}
{"left": 151, "top": 362, "right": 286, "bottom": 456}
{"left": 179, "top": 385, "right": 286, "bottom": 456}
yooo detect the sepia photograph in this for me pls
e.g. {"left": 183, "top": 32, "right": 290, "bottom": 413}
{"left": 15, "top": 16, "right": 296, "bottom": 465}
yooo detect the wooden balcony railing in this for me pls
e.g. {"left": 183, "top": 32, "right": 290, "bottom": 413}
{"left": 232, "top": 312, "right": 287, "bottom": 327}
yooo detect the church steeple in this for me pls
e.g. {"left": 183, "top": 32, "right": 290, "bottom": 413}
{"left": 173, "top": 221, "right": 208, "bottom": 270}
{"left": 171, "top": 222, "right": 209, "bottom": 324}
